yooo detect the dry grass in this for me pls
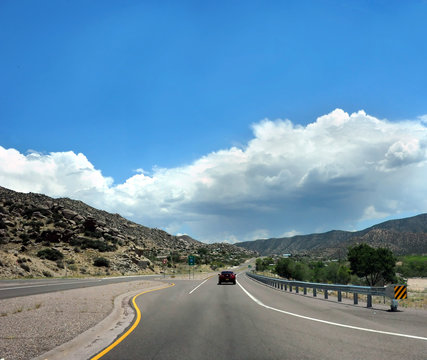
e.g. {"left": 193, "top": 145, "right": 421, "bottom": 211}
{"left": 398, "top": 278, "right": 427, "bottom": 309}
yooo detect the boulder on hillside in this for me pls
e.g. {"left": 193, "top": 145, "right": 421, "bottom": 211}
{"left": 32, "top": 211, "right": 46, "bottom": 219}
{"left": 61, "top": 209, "right": 78, "bottom": 220}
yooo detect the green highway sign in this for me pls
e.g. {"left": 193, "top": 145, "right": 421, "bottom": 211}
{"left": 188, "top": 255, "right": 195, "bottom": 266}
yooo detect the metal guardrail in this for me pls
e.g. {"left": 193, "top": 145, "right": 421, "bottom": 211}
{"left": 246, "top": 272, "right": 401, "bottom": 310}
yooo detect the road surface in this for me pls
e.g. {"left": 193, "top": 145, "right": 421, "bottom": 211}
{"left": 92, "top": 272, "right": 427, "bottom": 360}
{"left": 0, "top": 275, "right": 161, "bottom": 299}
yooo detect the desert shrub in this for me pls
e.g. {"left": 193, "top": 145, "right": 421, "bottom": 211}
{"left": 83, "top": 218, "right": 97, "bottom": 232}
{"left": 42, "top": 270, "right": 52, "bottom": 277}
{"left": 68, "top": 264, "right": 78, "bottom": 271}
{"left": 71, "top": 237, "right": 117, "bottom": 252}
{"left": 20, "top": 263, "right": 30, "bottom": 272}
{"left": 84, "top": 230, "right": 103, "bottom": 238}
{"left": 37, "top": 248, "right": 64, "bottom": 261}
{"left": 19, "top": 233, "right": 30, "bottom": 246}
{"left": 52, "top": 212, "right": 62, "bottom": 222}
{"left": 93, "top": 257, "right": 110, "bottom": 267}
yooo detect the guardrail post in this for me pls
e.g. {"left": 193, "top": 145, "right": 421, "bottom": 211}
{"left": 290, "top": 285, "right": 293, "bottom": 292}
{"left": 313, "top": 288, "right": 317, "bottom": 297}
{"left": 281, "top": 283, "right": 283, "bottom": 290}
{"left": 285, "top": 284, "right": 287, "bottom": 291}
{"left": 390, "top": 299, "right": 398, "bottom": 311}
{"left": 338, "top": 290, "right": 342, "bottom": 302}
{"left": 304, "top": 287, "right": 307, "bottom": 295}
{"left": 367, "top": 295, "right": 372, "bottom": 308}
{"left": 296, "top": 286, "right": 299, "bottom": 293}
{"left": 324, "top": 289, "right": 328, "bottom": 299}
{"left": 354, "top": 293, "right": 358, "bottom": 305}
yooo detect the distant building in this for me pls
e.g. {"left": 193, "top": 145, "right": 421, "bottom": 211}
{"left": 282, "top": 254, "right": 291, "bottom": 258}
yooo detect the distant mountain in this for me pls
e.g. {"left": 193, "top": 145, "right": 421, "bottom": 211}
{"left": 0, "top": 186, "right": 255, "bottom": 278}
{"left": 238, "top": 214, "right": 427, "bottom": 257}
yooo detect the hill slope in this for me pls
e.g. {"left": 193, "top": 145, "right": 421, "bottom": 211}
{"left": 238, "top": 214, "right": 427, "bottom": 257}
{"left": 0, "top": 186, "right": 255, "bottom": 278}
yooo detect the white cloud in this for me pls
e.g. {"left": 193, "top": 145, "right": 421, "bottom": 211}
{"left": 280, "top": 230, "right": 301, "bottom": 238}
{"left": 418, "top": 114, "right": 427, "bottom": 124}
{"left": 1, "top": 109, "right": 427, "bottom": 242}
{"left": 361, "top": 206, "right": 390, "bottom": 222}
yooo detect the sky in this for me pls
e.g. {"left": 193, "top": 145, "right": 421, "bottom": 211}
{"left": 1, "top": 0, "right": 427, "bottom": 243}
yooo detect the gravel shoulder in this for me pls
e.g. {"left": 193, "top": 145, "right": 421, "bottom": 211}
{"left": 0, "top": 279, "right": 166, "bottom": 360}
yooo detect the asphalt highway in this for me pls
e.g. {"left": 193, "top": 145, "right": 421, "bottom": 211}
{"left": 0, "top": 275, "right": 161, "bottom": 299}
{"left": 93, "top": 273, "right": 427, "bottom": 360}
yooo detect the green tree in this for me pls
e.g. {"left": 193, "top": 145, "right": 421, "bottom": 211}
{"left": 256, "top": 257, "right": 274, "bottom": 272}
{"left": 336, "top": 265, "right": 351, "bottom": 284}
{"left": 309, "top": 261, "right": 326, "bottom": 283}
{"left": 275, "top": 258, "right": 294, "bottom": 278}
{"left": 347, "top": 243, "right": 396, "bottom": 286}
{"left": 293, "top": 262, "right": 309, "bottom": 281}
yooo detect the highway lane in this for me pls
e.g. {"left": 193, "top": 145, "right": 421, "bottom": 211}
{"left": 0, "top": 260, "right": 253, "bottom": 300}
{"left": 95, "top": 273, "right": 427, "bottom": 360}
{"left": 0, "top": 275, "right": 161, "bottom": 299}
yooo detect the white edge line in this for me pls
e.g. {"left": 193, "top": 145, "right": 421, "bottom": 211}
{"left": 189, "top": 278, "right": 210, "bottom": 295}
{"left": 237, "top": 280, "right": 427, "bottom": 341}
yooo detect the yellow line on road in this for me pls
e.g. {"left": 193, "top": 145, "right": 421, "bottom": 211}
{"left": 90, "top": 282, "right": 175, "bottom": 360}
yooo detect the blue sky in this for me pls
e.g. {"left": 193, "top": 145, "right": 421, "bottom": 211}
{"left": 1, "top": 1, "right": 427, "bottom": 243}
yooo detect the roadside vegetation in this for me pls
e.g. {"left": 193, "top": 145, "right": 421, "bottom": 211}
{"left": 255, "top": 245, "right": 427, "bottom": 309}
{"left": 159, "top": 247, "right": 252, "bottom": 272}
{"left": 256, "top": 243, "right": 411, "bottom": 286}
{"left": 396, "top": 255, "right": 427, "bottom": 278}
{"left": 256, "top": 257, "right": 357, "bottom": 284}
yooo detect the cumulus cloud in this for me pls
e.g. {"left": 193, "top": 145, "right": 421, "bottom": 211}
{"left": 0, "top": 148, "right": 113, "bottom": 197}
{"left": 1, "top": 109, "right": 427, "bottom": 242}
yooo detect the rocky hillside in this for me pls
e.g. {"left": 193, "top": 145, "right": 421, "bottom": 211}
{"left": 238, "top": 214, "right": 427, "bottom": 257}
{"left": 0, "top": 186, "right": 255, "bottom": 278}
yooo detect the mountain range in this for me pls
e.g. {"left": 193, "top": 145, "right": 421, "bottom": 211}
{"left": 238, "top": 214, "right": 427, "bottom": 257}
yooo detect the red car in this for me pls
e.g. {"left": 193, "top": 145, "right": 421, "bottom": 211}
{"left": 218, "top": 270, "right": 236, "bottom": 285}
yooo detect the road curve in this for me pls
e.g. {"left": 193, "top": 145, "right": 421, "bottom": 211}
{"left": 92, "top": 273, "right": 427, "bottom": 360}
